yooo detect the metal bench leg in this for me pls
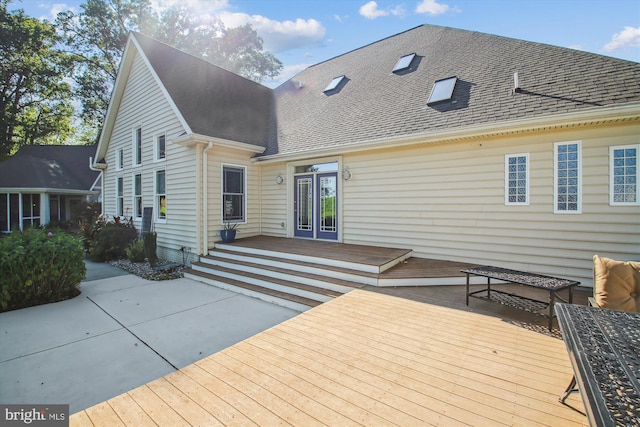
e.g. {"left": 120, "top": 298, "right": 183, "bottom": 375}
{"left": 548, "top": 291, "right": 556, "bottom": 331}
{"left": 465, "top": 273, "right": 470, "bottom": 305}
{"left": 559, "top": 375, "right": 577, "bottom": 403}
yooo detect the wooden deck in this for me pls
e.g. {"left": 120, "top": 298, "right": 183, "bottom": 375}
{"left": 71, "top": 289, "right": 588, "bottom": 426}
{"left": 218, "top": 235, "right": 479, "bottom": 280}
{"left": 221, "top": 236, "right": 414, "bottom": 267}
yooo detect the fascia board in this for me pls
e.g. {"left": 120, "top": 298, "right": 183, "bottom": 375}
{"left": 0, "top": 188, "right": 95, "bottom": 195}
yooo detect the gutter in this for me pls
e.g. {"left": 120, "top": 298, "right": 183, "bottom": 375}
{"left": 89, "top": 156, "right": 105, "bottom": 214}
{"left": 174, "top": 133, "right": 266, "bottom": 154}
{"left": 253, "top": 102, "right": 640, "bottom": 164}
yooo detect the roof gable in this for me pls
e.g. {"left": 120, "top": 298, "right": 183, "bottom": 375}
{"left": 132, "top": 33, "right": 274, "bottom": 146}
{"left": 0, "top": 145, "right": 100, "bottom": 191}
{"left": 95, "top": 32, "right": 274, "bottom": 164}
{"left": 268, "top": 25, "right": 640, "bottom": 157}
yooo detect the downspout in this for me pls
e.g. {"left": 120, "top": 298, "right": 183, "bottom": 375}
{"left": 202, "top": 142, "right": 214, "bottom": 255}
{"left": 89, "top": 157, "right": 104, "bottom": 218}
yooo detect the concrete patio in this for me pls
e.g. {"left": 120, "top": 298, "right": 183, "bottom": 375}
{"left": 0, "top": 262, "right": 298, "bottom": 413}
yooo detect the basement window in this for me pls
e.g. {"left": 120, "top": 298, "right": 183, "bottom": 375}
{"left": 393, "top": 53, "right": 416, "bottom": 72}
{"left": 427, "top": 76, "right": 457, "bottom": 104}
{"left": 324, "top": 75, "right": 345, "bottom": 92}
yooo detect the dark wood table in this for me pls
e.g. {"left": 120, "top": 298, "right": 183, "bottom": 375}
{"left": 462, "top": 266, "right": 580, "bottom": 330}
{"left": 556, "top": 303, "right": 640, "bottom": 426}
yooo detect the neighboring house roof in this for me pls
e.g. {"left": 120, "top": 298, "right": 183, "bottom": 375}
{"left": 0, "top": 145, "right": 100, "bottom": 192}
{"left": 268, "top": 25, "right": 640, "bottom": 157}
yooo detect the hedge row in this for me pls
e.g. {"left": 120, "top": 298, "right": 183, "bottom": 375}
{"left": 0, "top": 229, "right": 86, "bottom": 312}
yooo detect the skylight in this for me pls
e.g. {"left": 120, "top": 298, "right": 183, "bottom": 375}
{"left": 324, "top": 75, "right": 345, "bottom": 92}
{"left": 427, "top": 76, "right": 457, "bottom": 104}
{"left": 392, "top": 53, "right": 416, "bottom": 72}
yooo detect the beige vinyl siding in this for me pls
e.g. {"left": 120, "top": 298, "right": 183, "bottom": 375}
{"left": 102, "top": 51, "right": 198, "bottom": 262}
{"left": 258, "top": 163, "right": 288, "bottom": 237}
{"left": 324, "top": 122, "right": 638, "bottom": 286}
{"left": 254, "top": 122, "right": 637, "bottom": 286}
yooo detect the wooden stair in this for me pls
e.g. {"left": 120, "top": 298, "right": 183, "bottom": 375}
{"left": 183, "top": 243, "right": 407, "bottom": 312}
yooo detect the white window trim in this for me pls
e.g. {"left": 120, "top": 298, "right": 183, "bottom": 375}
{"left": 609, "top": 144, "right": 640, "bottom": 206}
{"left": 154, "top": 132, "right": 166, "bottom": 162}
{"left": 132, "top": 126, "right": 142, "bottom": 167}
{"left": 116, "top": 148, "right": 124, "bottom": 171}
{"left": 554, "top": 141, "right": 582, "bottom": 214}
{"left": 133, "top": 173, "right": 142, "bottom": 220}
{"left": 155, "top": 169, "right": 167, "bottom": 223}
{"left": 221, "top": 163, "right": 247, "bottom": 225}
{"left": 504, "top": 153, "right": 530, "bottom": 206}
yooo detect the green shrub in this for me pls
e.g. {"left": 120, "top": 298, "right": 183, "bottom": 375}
{"left": 126, "top": 239, "right": 146, "bottom": 263}
{"left": 88, "top": 218, "right": 138, "bottom": 262}
{"left": 0, "top": 228, "right": 86, "bottom": 312}
{"left": 143, "top": 232, "right": 158, "bottom": 266}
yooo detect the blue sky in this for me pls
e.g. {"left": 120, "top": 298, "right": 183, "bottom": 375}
{"left": 10, "top": 0, "right": 640, "bottom": 87}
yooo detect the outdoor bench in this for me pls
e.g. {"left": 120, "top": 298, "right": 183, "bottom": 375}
{"left": 461, "top": 265, "right": 580, "bottom": 331}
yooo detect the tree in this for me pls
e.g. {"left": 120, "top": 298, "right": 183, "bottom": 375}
{"left": 154, "top": 7, "right": 282, "bottom": 82}
{"left": 57, "top": 0, "right": 283, "bottom": 133}
{"left": 56, "top": 0, "right": 155, "bottom": 131}
{"left": 0, "top": 0, "right": 75, "bottom": 160}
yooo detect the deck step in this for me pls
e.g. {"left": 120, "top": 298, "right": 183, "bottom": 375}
{"left": 214, "top": 240, "right": 412, "bottom": 274}
{"left": 199, "top": 252, "right": 369, "bottom": 290}
{"left": 191, "top": 261, "right": 346, "bottom": 301}
{"left": 183, "top": 268, "right": 321, "bottom": 312}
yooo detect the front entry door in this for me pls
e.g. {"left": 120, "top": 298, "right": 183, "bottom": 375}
{"left": 294, "top": 172, "right": 338, "bottom": 240}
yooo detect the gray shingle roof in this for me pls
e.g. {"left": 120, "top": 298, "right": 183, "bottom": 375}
{"left": 0, "top": 145, "right": 99, "bottom": 191}
{"left": 268, "top": 25, "right": 640, "bottom": 157}
{"left": 132, "top": 32, "right": 273, "bottom": 147}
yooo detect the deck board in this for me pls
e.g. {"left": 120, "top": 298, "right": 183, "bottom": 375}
{"left": 71, "top": 290, "right": 587, "bottom": 426}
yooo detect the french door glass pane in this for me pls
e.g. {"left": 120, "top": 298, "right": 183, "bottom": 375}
{"left": 319, "top": 176, "right": 336, "bottom": 232}
{"left": 297, "top": 178, "right": 312, "bottom": 231}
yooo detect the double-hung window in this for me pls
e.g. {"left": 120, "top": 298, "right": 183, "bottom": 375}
{"left": 222, "top": 165, "right": 245, "bottom": 223}
{"left": 554, "top": 141, "right": 581, "bottom": 213}
{"left": 610, "top": 145, "right": 639, "bottom": 205}
{"left": 116, "top": 177, "right": 124, "bottom": 216}
{"left": 156, "top": 170, "right": 166, "bottom": 220}
{"left": 156, "top": 134, "right": 166, "bottom": 161}
{"left": 116, "top": 149, "right": 124, "bottom": 170}
{"left": 133, "top": 127, "right": 142, "bottom": 166}
{"left": 505, "top": 153, "right": 529, "bottom": 205}
{"left": 133, "top": 174, "right": 142, "bottom": 219}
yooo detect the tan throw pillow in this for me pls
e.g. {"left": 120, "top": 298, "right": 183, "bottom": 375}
{"left": 593, "top": 255, "right": 640, "bottom": 312}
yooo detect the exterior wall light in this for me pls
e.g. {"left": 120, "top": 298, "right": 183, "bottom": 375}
{"left": 342, "top": 167, "right": 352, "bottom": 181}
{"left": 275, "top": 174, "right": 284, "bottom": 184}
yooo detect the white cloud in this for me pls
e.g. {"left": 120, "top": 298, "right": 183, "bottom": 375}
{"left": 390, "top": 5, "right": 406, "bottom": 16}
{"left": 359, "top": 1, "right": 405, "bottom": 19}
{"left": 415, "top": 0, "right": 450, "bottom": 16}
{"left": 218, "top": 12, "right": 326, "bottom": 53}
{"left": 149, "top": 0, "right": 230, "bottom": 14}
{"left": 603, "top": 26, "right": 640, "bottom": 51}
{"left": 334, "top": 14, "right": 350, "bottom": 23}
{"left": 359, "top": 1, "right": 388, "bottom": 19}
